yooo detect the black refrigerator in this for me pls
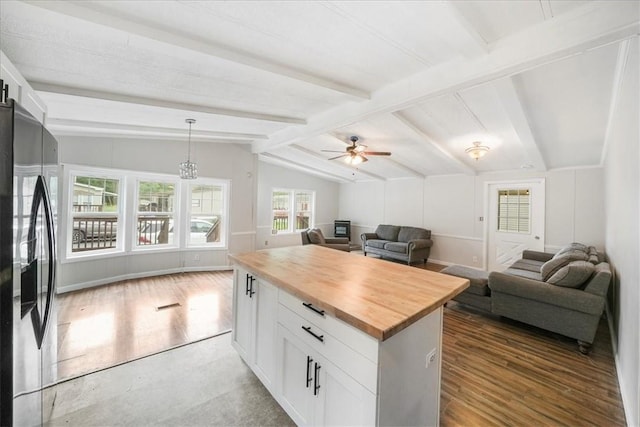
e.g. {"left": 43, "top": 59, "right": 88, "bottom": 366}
{"left": 0, "top": 99, "right": 59, "bottom": 426}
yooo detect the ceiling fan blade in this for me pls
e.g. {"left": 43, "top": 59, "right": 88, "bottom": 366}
{"left": 361, "top": 151, "right": 391, "bottom": 156}
{"left": 328, "top": 154, "right": 348, "bottom": 160}
{"left": 360, "top": 155, "right": 369, "bottom": 163}
{"left": 321, "top": 150, "right": 345, "bottom": 153}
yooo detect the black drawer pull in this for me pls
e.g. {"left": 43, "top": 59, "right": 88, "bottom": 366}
{"left": 245, "top": 274, "right": 250, "bottom": 296}
{"left": 249, "top": 276, "right": 256, "bottom": 298}
{"left": 302, "top": 302, "right": 325, "bottom": 317}
{"left": 306, "top": 356, "right": 313, "bottom": 388}
{"left": 301, "top": 326, "right": 324, "bottom": 343}
{"left": 314, "top": 362, "right": 321, "bottom": 396}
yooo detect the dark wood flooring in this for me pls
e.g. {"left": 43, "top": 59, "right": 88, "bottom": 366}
{"left": 55, "top": 266, "right": 626, "bottom": 425}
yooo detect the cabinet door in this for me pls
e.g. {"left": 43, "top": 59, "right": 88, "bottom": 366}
{"left": 314, "top": 356, "right": 377, "bottom": 427}
{"left": 277, "top": 325, "right": 315, "bottom": 426}
{"left": 253, "top": 279, "right": 278, "bottom": 390}
{"left": 232, "top": 268, "right": 254, "bottom": 362}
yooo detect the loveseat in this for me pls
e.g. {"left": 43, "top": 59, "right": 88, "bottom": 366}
{"left": 361, "top": 224, "right": 433, "bottom": 265}
{"left": 489, "top": 243, "right": 611, "bottom": 354}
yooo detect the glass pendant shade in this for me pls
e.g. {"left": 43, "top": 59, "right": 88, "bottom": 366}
{"left": 465, "top": 141, "right": 490, "bottom": 160}
{"left": 180, "top": 118, "right": 197, "bottom": 179}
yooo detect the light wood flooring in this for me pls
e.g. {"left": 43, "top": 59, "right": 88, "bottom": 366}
{"left": 56, "top": 271, "right": 232, "bottom": 380}
{"left": 55, "top": 267, "right": 626, "bottom": 425}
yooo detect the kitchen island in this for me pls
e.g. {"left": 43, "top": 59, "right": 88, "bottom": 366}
{"left": 229, "top": 245, "right": 468, "bottom": 426}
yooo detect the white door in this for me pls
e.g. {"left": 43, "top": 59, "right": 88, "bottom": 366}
{"left": 486, "top": 180, "right": 545, "bottom": 272}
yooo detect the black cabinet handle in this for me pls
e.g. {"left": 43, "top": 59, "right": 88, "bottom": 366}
{"left": 302, "top": 302, "right": 325, "bottom": 317}
{"left": 245, "top": 273, "right": 250, "bottom": 296}
{"left": 301, "top": 326, "right": 324, "bottom": 343}
{"left": 314, "top": 362, "right": 321, "bottom": 396}
{"left": 249, "top": 276, "right": 256, "bottom": 298}
{"left": 306, "top": 356, "right": 313, "bottom": 388}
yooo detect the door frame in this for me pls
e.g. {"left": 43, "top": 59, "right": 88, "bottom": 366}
{"left": 482, "top": 178, "right": 546, "bottom": 271}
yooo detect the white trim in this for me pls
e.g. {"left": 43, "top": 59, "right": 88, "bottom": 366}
{"left": 231, "top": 231, "right": 257, "bottom": 236}
{"left": 426, "top": 258, "right": 455, "bottom": 267}
{"left": 547, "top": 164, "right": 605, "bottom": 173}
{"left": 431, "top": 233, "right": 482, "bottom": 242}
{"left": 57, "top": 265, "right": 233, "bottom": 294}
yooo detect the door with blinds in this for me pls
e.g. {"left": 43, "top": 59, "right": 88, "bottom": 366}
{"left": 486, "top": 180, "right": 545, "bottom": 272}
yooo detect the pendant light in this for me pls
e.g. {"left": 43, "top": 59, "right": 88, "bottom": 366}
{"left": 179, "top": 118, "right": 198, "bottom": 179}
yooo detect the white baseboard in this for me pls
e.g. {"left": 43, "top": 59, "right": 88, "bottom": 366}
{"left": 57, "top": 265, "right": 233, "bottom": 294}
{"left": 606, "top": 305, "right": 635, "bottom": 427}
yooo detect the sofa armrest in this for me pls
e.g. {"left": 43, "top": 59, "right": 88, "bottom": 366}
{"left": 522, "top": 250, "right": 554, "bottom": 262}
{"left": 325, "top": 237, "right": 349, "bottom": 244}
{"left": 408, "top": 239, "right": 433, "bottom": 250}
{"left": 489, "top": 272, "right": 604, "bottom": 315}
{"left": 361, "top": 233, "right": 378, "bottom": 242}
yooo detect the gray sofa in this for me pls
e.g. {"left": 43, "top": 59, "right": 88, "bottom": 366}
{"left": 361, "top": 224, "right": 433, "bottom": 265}
{"left": 489, "top": 243, "right": 611, "bottom": 354}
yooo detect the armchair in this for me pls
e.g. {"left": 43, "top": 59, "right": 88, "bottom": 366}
{"left": 301, "top": 228, "right": 351, "bottom": 252}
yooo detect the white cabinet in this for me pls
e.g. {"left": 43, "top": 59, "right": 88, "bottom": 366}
{"left": 231, "top": 267, "right": 278, "bottom": 390}
{"left": 277, "top": 324, "right": 376, "bottom": 426}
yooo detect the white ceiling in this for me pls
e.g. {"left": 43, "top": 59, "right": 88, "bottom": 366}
{"left": 1, "top": 0, "right": 638, "bottom": 182}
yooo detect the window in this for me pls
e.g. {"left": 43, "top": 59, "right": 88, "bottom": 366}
{"left": 136, "top": 180, "right": 176, "bottom": 246}
{"left": 497, "top": 189, "right": 530, "bottom": 233}
{"left": 69, "top": 174, "right": 121, "bottom": 253}
{"left": 188, "top": 182, "right": 227, "bottom": 247}
{"left": 272, "top": 189, "right": 314, "bottom": 233}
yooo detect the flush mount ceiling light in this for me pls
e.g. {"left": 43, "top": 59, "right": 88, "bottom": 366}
{"left": 465, "top": 141, "right": 490, "bottom": 160}
{"left": 179, "top": 118, "right": 198, "bottom": 179}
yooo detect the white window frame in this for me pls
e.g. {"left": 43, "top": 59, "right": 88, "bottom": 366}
{"left": 64, "top": 166, "right": 126, "bottom": 260}
{"left": 271, "top": 188, "right": 315, "bottom": 234}
{"left": 134, "top": 177, "right": 180, "bottom": 250}
{"left": 185, "top": 179, "right": 230, "bottom": 248}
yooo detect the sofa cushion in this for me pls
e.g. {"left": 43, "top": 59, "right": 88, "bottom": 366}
{"left": 383, "top": 241, "right": 408, "bottom": 254}
{"left": 541, "top": 253, "right": 589, "bottom": 281}
{"left": 587, "top": 246, "right": 599, "bottom": 265}
{"left": 547, "top": 261, "right": 595, "bottom": 288}
{"left": 397, "top": 226, "right": 430, "bottom": 243}
{"left": 441, "top": 265, "right": 489, "bottom": 296}
{"left": 366, "top": 239, "right": 388, "bottom": 249}
{"left": 503, "top": 268, "right": 543, "bottom": 281}
{"left": 375, "top": 225, "right": 401, "bottom": 242}
{"left": 307, "top": 229, "right": 325, "bottom": 244}
{"left": 554, "top": 243, "right": 588, "bottom": 258}
{"left": 510, "top": 259, "right": 545, "bottom": 273}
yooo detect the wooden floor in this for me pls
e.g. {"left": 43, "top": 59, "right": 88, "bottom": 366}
{"left": 56, "top": 271, "right": 232, "bottom": 380}
{"left": 56, "top": 267, "right": 626, "bottom": 425}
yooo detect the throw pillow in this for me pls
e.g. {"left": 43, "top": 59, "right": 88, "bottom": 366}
{"left": 546, "top": 261, "right": 595, "bottom": 288}
{"left": 540, "top": 253, "right": 585, "bottom": 281}
{"left": 307, "top": 229, "right": 325, "bottom": 244}
{"left": 588, "top": 246, "right": 599, "bottom": 265}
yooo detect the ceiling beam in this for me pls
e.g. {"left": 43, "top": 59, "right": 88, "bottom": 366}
{"left": 46, "top": 118, "right": 268, "bottom": 141}
{"left": 24, "top": 0, "right": 370, "bottom": 100}
{"left": 492, "top": 78, "right": 547, "bottom": 171}
{"left": 391, "top": 112, "right": 476, "bottom": 175}
{"left": 32, "top": 82, "right": 306, "bottom": 124}
{"left": 258, "top": 153, "right": 352, "bottom": 183}
{"left": 289, "top": 144, "right": 386, "bottom": 181}
{"left": 440, "top": 1, "right": 488, "bottom": 57}
{"left": 600, "top": 39, "right": 632, "bottom": 166}
{"left": 254, "top": 1, "right": 640, "bottom": 152}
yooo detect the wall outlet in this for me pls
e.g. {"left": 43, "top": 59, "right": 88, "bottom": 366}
{"left": 472, "top": 256, "right": 478, "bottom": 263}
{"left": 426, "top": 348, "right": 437, "bottom": 368}
{"left": 194, "top": 254, "right": 200, "bottom": 261}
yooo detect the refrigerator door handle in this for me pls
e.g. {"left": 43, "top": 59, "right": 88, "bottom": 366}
{"left": 22, "top": 175, "right": 56, "bottom": 348}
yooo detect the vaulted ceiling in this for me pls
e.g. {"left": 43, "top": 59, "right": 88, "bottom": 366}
{"left": 1, "top": 0, "right": 638, "bottom": 182}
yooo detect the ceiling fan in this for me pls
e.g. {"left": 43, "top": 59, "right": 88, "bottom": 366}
{"left": 322, "top": 136, "right": 391, "bottom": 165}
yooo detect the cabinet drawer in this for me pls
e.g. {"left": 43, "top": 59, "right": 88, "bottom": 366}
{"left": 278, "top": 303, "right": 378, "bottom": 393}
{"left": 278, "top": 290, "right": 378, "bottom": 364}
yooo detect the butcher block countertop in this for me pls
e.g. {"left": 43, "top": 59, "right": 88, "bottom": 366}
{"left": 229, "top": 245, "right": 469, "bottom": 341}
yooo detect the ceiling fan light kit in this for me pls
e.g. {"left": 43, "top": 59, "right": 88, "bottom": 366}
{"left": 465, "top": 141, "right": 490, "bottom": 160}
{"left": 322, "top": 135, "right": 391, "bottom": 165}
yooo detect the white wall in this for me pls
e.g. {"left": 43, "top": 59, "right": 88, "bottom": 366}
{"left": 603, "top": 38, "right": 639, "bottom": 427}
{"left": 57, "top": 135, "right": 257, "bottom": 291}
{"left": 255, "top": 161, "right": 340, "bottom": 249}
{"left": 339, "top": 168, "right": 605, "bottom": 268}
